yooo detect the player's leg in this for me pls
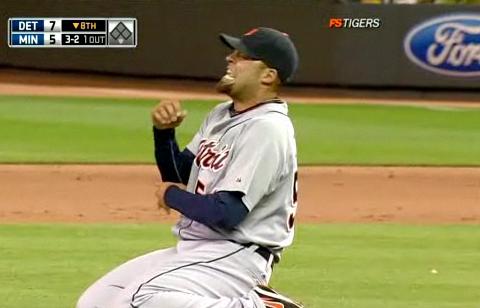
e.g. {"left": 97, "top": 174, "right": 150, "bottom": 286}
{"left": 125, "top": 240, "right": 272, "bottom": 308}
{"left": 138, "top": 289, "right": 265, "bottom": 308}
{"left": 142, "top": 288, "right": 303, "bottom": 308}
{"left": 76, "top": 246, "right": 176, "bottom": 308}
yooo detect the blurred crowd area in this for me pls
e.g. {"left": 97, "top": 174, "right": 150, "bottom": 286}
{"left": 345, "top": 0, "right": 480, "bottom": 3}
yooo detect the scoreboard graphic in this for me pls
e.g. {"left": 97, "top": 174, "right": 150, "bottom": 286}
{"left": 8, "top": 17, "right": 137, "bottom": 48}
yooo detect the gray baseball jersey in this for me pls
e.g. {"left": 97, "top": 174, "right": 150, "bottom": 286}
{"left": 173, "top": 100, "right": 299, "bottom": 258}
{"left": 76, "top": 100, "right": 299, "bottom": 308}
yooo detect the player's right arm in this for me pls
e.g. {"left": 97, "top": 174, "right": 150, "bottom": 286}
{"left": 151, "top": 100, "right": 192, "bottom": 184}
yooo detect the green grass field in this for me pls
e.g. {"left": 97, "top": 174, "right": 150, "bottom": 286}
{"left": 1, "top": 95, "right": 479, "bottom": 307}
{"left": 1, "top": 224, "right": 479, "bottom": 308}
{"left": 1, "top": 95, "right": 480, "bottom": 165}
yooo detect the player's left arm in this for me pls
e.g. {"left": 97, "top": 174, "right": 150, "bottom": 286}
{"left": 156, "top": 182, "right": 248, "bottom": 229}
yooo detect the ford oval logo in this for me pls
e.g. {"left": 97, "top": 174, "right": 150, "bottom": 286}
{"left": 404, "top": 14, "right": 480, "bottom": 77}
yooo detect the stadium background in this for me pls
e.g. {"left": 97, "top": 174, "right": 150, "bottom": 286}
{"left": 0, "top": 1, "right": 479, "bottom": 307}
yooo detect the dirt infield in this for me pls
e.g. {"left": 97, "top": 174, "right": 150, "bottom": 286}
{"left": 0, "top": 69, "right": 479, "bottom": 224}
{"left": 1, "top": 165, "right": 479, "bottom": 224}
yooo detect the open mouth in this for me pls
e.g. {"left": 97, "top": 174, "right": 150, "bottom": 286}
{"left": 223, "top": 68, "right": 235, "bottom": 81}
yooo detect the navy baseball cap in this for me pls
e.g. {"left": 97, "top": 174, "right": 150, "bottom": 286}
{"left": 219, "top": 27, "right": 299, "bottom": 83}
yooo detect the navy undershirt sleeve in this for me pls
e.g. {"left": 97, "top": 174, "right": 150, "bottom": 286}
{"left": 153, "top": 127, "right": 194, "bottom": 184}
{"left": 164, "top": 186, "right": 249, "bottom": 229}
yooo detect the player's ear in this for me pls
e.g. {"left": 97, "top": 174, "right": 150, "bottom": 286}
{"left": 261, "top": 67, "right": 279, "bottom": 86}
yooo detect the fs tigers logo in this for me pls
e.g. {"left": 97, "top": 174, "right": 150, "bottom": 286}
{"left": 329, "top": 18, "right": 381, "bottom": 29}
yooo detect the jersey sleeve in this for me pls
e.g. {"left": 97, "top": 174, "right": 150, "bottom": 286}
{"left": 214, "top": 119, "right": 287, "bottom": 211}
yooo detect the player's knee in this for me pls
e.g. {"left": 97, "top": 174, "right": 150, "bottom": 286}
{"left": 75, "top": 292, "right": 91, "bottom": 308}
{"left": 75, "top": 285, "right": 112, "bottom": 308}
{"left": 133, "top": 291, "right": 187, "bottom": 308}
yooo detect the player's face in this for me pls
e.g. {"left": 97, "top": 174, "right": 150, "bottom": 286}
{"left": 216, "top": 50, "right": 268, "bottom": 97}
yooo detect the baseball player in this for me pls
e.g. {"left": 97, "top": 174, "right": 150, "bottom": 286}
{"left": 77, "top": 27, "right": 301, "bottom": 308}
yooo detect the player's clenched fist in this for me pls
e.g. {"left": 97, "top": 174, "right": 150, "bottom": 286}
{"left": 151, "top": 100, "right": 187, "bottom": 130}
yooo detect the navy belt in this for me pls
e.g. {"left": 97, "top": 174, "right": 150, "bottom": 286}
{"left": 254, "top": 245, "right": 273, "bottom": 263}
{"left": 228, "top": 240, "right": 276, "bottom": 267}
{"left": 243, "top": 243, "right": 276, "bottom": 268}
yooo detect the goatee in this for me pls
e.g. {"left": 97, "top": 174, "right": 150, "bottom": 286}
{"left": 215, "top": 75, "right": 234, "bottom": 94}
